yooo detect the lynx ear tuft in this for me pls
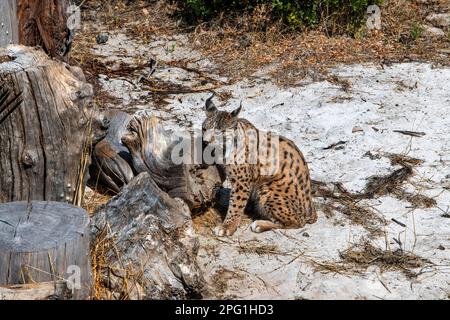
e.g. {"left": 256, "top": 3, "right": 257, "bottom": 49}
{"left": 205, "top": 94, "right": 217, "bottom": 115}
{"left": 231, "top": 101, "right": 242, "bottom": 118}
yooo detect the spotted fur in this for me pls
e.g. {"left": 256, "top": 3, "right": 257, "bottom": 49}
{"left": 202, "top": 96, "right": 317, "bottom": 236}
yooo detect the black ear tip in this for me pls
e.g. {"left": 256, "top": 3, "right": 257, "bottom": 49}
{"left": 205, "top": 93, "right": 217, "bottom": 112}
{"left": 231, "top": 101, "right": 243, "bottom": 117}
{"left": 206, "top": 93, "right": 215, "bottom": 103}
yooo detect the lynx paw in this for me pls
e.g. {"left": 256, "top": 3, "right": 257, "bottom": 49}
{"left": 250, "top": 221, "right": 263, "bottom": 233}
{"left": 213, "top": 225, "right": 236, "bottom": 237}
{"left": 250, "top": 220, "right": 281, "bottom": 233}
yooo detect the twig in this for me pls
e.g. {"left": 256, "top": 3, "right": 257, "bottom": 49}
{"left": 265, "top": 251, "right": 306, "bottom": 274}
{"left": 322, "top": 140, "right": 347, "bottom": 150}
{"left": 379, "top": 279, "right": 392, "bottom": 293}
{"left": 146, "top": 86, "right": 219, "bottom": 95}
{"left": 391, "top": 218, "right": 406, "bottom": 228}
{"left": 393, "top": 130, "right": 426, "bottom": 137}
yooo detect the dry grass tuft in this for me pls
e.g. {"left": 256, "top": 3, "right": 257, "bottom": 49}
{"left": 192, "top": 207, "right": 223, "bottom": 234}
{"left": 90, "top": 225, "right": 115, "bottom": 299}
{"left": 313, "top": 152, "right": 437, "bottom": 236}
{"left": 237, "top": 241, "right": 287, "bottom": 256}
{"left": 210, "top": 267, "right": 245, "bottom": 298}
{"left": 315, "top": 240, "right": 431, "bottom": 278}
{"left": 364, "top": 152, "right": 437, "bottom": 208}
{"left": 341, "top": 241, "right": 428, "bottom": 271}
{"left": 82, "top": 188, "right": 111, "bottom": 216}
{"left": 313, "top": 180, "right": 388, "bottom": 237}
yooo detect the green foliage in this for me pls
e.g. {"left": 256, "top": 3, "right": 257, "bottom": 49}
{"left": 410, "top": 22, "right": 423, "bottom": 41}
{"left": 172, "top": 0, "right": 384, "bottom": 32}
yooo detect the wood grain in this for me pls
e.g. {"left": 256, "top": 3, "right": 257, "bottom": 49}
{"left": 17, "top": 0, "right": 72, "bottom": 60}
{"left": 0, "top": 46, "right": 93, "bottom": 204}
{"left": 0, "top": 201, "right": 92, "bottom": 300}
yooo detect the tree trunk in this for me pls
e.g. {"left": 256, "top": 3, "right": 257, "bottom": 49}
{"left": 0, "top": 45, "right": 94, "bottom": 204}
{"left": 0, "top": 0, "right": 19, "bottom": 47}
{"left": 0, "top": 201, "right": 92, "bottom": 300}
{"left": 0, "top": 0, "right": 72, "bottom": 60}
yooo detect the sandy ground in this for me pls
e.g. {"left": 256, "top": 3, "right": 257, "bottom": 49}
{"left": 83, "top": 28, "right": 450, "bottom": 300}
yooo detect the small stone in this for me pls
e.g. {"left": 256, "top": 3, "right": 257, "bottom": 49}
{"left": 441, "top": 176, "right": 450, "bottom": 190}
{"left": 302, "top": 232, "right": 310, "bottom": 238}
{"left": 426, "top": 13, "right": 450, "bottom": 28}
{"left": 352, "top": 126, "right": 364, "bottom": 133}
{"left": 438, "top": 245, "right": 445, "bottom": 250}
{"left": 422, "top": 25, "right": 445, "bottom": 38}
{"left": 96, "top": 33, "right": 109, "bottom": 44}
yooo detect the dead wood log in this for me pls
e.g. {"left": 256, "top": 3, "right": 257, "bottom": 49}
{"left": 0, "top": 201, "right": 92, "bottom": 300}
{"left": 91, "top": 172, "right": 207, "bottom": 300}
{"left": 121, "top": 115, "right": 223, "bottom": 210}
{"left": 0, "top": 45, "right": 95, "bottom": 204}
{"left": 90, "top": 110, "right": 135, "bottom": 193}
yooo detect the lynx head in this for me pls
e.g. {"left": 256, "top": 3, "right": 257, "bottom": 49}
{"left": 202, "top": 95, "right": 242, "bottom": 142}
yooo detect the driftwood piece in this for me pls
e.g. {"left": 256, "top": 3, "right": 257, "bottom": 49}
{"left": 121, "top": 115, "right": 223, "bottom": 210}
{"left": 0, "top": 281, "right": 73, "bottom": 300}
{"left": 0, "top": 45, "right": 94, "bottom": 204}
{"left": 91, "top": 172, "right": 207, "bottom": 300}
{"left": 0, "top": 201, "right": 92, "bottom": 300}
{"left": 90, "top": 111, "right": 135, "bottom": 193}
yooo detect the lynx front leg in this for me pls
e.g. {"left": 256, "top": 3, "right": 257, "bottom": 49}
{"left": 214, "top": 183, "right": 250, "bottom": 237}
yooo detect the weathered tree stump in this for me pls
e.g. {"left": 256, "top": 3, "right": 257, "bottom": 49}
{"left": 0, "top": 201, "right": 92, "bottom": 300}
{"left": 0, "top": 0, "right": 72, "bottom": 60}
{"left": 0, "top": 45, "right": 95, "bottom": 204}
